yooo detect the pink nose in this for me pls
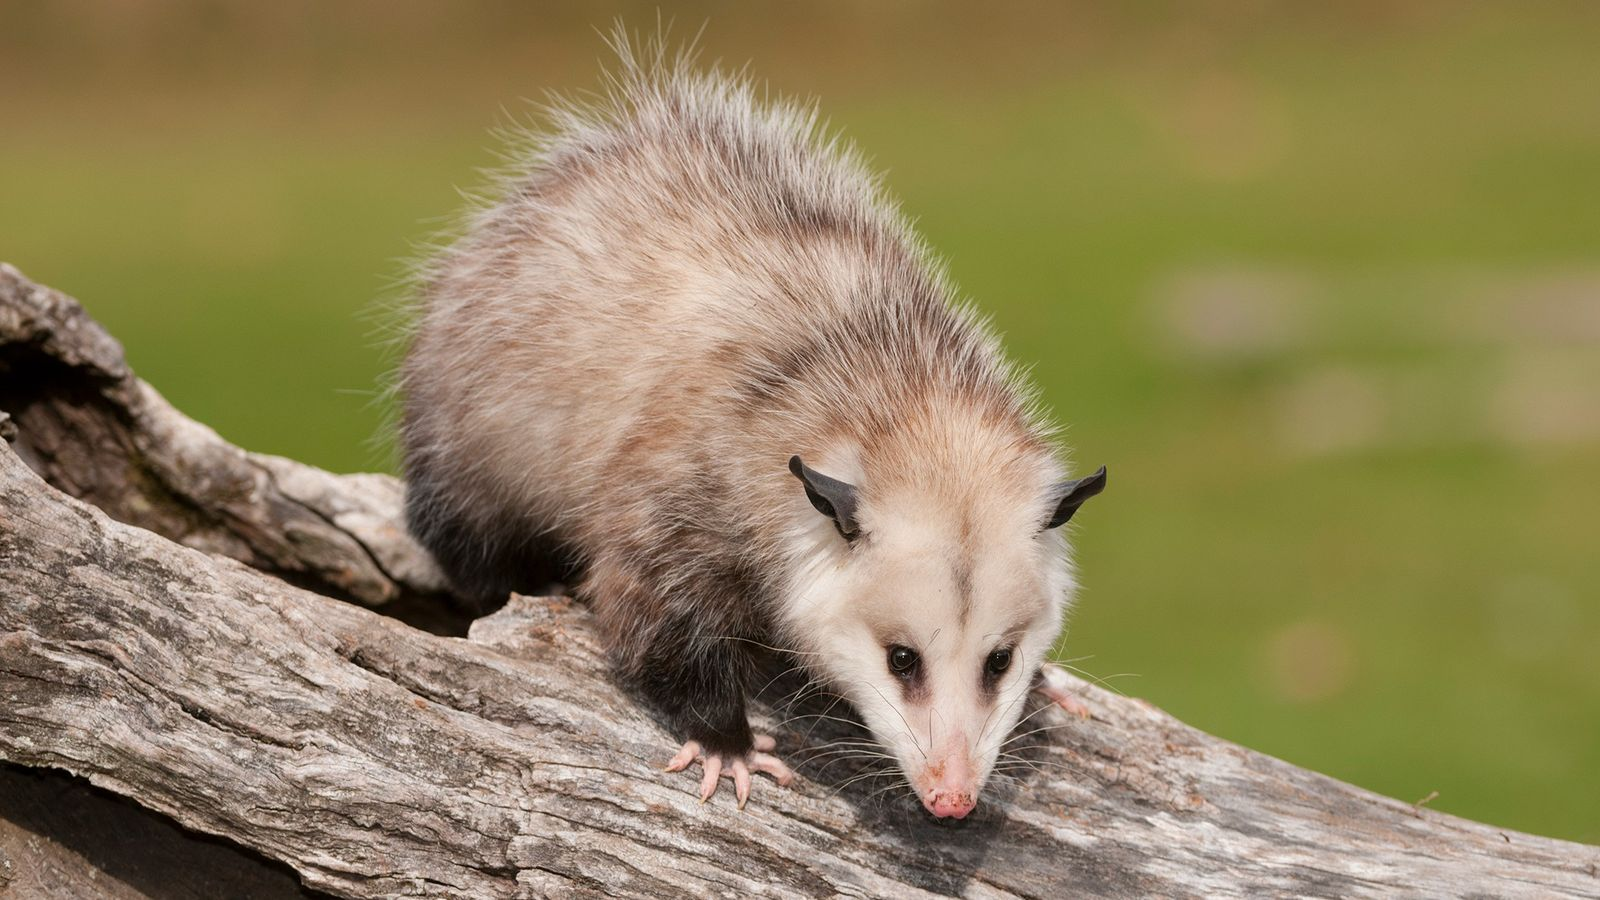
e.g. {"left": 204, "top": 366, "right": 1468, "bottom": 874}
{"left": 922, "top": 745, "right": 978, "bottom": 818}
{"left": 924, "top": 790, "right": 977, "bottom": 819}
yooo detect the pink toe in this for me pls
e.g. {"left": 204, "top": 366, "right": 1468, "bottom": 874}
{"left": 665, "top": 740, "right": 701, "bottom": 772}
{"left": 752, "top": 734, "right": 776, "bottom": 752}
{"left": 699, "top": 755, "right": 723, "bottom": 801}
{"left": 1038, "top": 664, "right": 1092, "bottom": 718}
{"left": 752, "top": 752, "right": 794, "bottom": 786}
{"left": 1053, "top": 693, "right": 1091, "bottom": 718}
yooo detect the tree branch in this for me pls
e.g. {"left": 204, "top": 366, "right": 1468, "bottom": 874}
{"left": 1, "top": 263, "right": 1595, "bottom": 898}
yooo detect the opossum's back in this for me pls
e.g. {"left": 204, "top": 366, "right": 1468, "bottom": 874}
{"left": 396, "top": 178, "right": 737, "bottom": 594}
{"left": 403, "top": 239, "right": 718, "bottom": 528}
{"left": 414, "top": 66, "right": 903, "bottom": 368}
{"left": 403, "top": 75, "right": 905, "bottom": 522}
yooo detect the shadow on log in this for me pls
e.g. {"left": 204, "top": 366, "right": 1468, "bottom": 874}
{"left": 2, "top": 263, "right": 1597, "bottom": 898}
{"left": 0, "top": 763, "right": 320, "bottom": 900}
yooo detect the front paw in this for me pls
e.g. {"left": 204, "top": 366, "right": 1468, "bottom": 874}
{"left": 664, "top": 734, "right": 795, "bottom": 809}
{"left": 1036, "top": 662, "right": 1093, "bottom": 718}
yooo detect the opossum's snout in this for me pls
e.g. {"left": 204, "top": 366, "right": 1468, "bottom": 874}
{"left": 916, "top": 733, "right": 979, "bottom": 819}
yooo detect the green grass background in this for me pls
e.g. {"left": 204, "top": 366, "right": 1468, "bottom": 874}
{"left": 3, "top": 2, "right": 1596, "bottom": 843}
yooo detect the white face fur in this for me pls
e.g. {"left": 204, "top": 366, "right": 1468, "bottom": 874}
{"left": 781, "top": 472, "right": 1075, "bottom": 819}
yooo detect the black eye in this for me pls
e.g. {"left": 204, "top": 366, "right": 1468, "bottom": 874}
{"left": 986, "top": 648, "right": 1013, "bottom": 676}
{"left": 887, "top": 645, "right": 920, "bottom": 676}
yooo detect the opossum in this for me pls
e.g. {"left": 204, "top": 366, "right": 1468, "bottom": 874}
{"left": 399, "top": 45, "right": 1106, "bottom": 818}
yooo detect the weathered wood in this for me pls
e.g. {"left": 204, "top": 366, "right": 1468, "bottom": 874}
{"left": 1, "top": 263, "right": 1597, "bottom": 898}
{"left": 0, "top": 263, "right": 450, "bottom": 614}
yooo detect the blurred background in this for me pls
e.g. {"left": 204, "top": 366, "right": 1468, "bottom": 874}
{"left": 3, "top": 1, "right": 1596, "bottom": 843}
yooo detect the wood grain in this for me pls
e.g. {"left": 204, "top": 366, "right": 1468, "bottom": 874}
{"left": 2, "top": 264, "right": 1596, "bottom": 898}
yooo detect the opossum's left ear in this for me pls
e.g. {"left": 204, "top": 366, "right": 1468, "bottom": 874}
{"left": 789, "top": 455, "right": 860, "bottom": 540}
{"left": 1044, "top": 466, "right": 1107, "bottom": 529}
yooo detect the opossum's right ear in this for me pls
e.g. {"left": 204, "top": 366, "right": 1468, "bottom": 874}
{"left": 789, "top": 456, "right": 860, "bottom": 541}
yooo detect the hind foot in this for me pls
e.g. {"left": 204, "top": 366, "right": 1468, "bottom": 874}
{"left": 665, "top": 734, "right": 794, "bottom": 809}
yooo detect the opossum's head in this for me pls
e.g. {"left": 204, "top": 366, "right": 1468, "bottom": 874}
{"left": 783, "top": 452, "right": 1105, "bottom": 819}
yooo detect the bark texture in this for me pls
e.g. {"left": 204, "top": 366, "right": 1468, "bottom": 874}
{"left": 0, "top": 263, "right": 448, "bottom": 612}
{"left": 1, "top": 263, "right": 1597, "bottom": 899}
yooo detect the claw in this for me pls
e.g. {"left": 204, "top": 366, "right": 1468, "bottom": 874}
{"left": 665, "top": 740, "right": 701, "bottom": 772}
{"left": 750, "top": 751, "right": 794, "bottom": 786}
{"left": 1037, "top": 663, "right": 1093, "bottom": 719}
{"left": 699, "top": 754, "right": 723, "bottom": 802}
{"left": 732, "top": 759, "right": 752, "bottom": 809}
{"left": 665, "top": 735, "right": 794, "bottom": 807}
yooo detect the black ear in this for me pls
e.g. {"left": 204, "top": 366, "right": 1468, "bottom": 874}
{"left": 789, "top": 455, "right": 860, "bottom": 540}
{"left": 1045, "top": 465, "right": 1107, "bottom": 529}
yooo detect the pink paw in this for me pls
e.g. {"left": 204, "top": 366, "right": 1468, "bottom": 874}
{"left": 1037, "top": 663, "right": 1093, "bottom": 719}
{"left": 664, "top": 734, "right": 794, "bottom": 809}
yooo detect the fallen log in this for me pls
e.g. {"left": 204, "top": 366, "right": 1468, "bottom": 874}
{"left": 1, "top": 263, "right": 1596, "bottom": 898}
{"left": 0, "top": 263, "right": 450, "bottom": 616}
